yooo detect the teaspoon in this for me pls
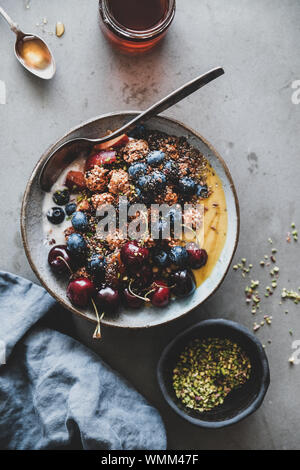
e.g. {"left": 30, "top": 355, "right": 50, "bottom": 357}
{"left": 0, "top": 5, "right": 55, "bottom": 80}
{"left": 40, "top": 67, "right": 224, "bottom": 191}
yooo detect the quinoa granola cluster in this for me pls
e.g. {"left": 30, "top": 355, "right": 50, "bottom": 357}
{"left": 75, "top": 132, "right": 205, "bottom": 273}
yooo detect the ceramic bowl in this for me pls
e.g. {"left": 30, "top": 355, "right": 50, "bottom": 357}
{"left": 157, "top": 319, "right": 270, "bottom": 428}
{"left": 21, "top": 112, "right": 239, "bottom": 328}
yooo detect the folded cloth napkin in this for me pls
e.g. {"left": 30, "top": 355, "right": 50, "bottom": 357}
{"left": 0, "top": 271, "right": 166, "bottom": 450}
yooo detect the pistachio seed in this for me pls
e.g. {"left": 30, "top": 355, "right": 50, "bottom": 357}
{"left": 173, "top": 338, "right": 251, "bottom": 413}
{"left": 56, "top": 22, "right": 65, "bottom": 37}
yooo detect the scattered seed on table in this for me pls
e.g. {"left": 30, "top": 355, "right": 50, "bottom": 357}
{"left": 56, "top": 22, "right": 65, "bottom": 37}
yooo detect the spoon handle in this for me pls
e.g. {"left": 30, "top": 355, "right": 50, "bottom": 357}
{"left": 88, "top": 67, "right": 225, "bottom": 145}
{"left": 0, "top": 6, "right": 19, "bottom": 34}
{"left": 39, "top": 67, "right": 225, "bottom": 190}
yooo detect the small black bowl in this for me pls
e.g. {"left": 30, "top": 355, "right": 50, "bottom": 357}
{"left": 157, "top": 319, "right": 270, "bottom": 428}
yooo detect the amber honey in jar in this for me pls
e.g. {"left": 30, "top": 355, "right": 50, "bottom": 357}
{"left": 99, "top": 0, "right": 176, "bottom": 53}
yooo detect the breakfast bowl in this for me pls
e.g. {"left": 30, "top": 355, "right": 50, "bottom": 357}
{"left": 157, "top": 319, "right": 270, "bottom": 428}
{"left": 21, "top": 112, "right": 239, "bottom": 329}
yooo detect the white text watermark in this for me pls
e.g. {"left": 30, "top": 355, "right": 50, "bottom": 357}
{"left": 0, "top": 340, "right": 6, "bottom": 365}
{"left": 95, "top": 198, "right": 204, "bottom": 243}
{"left": 0, "top": 80, "right": 6, "bottom": 105}
{"left": 291, "top": 80, "right": 300, "bottom": 104}
{"left": 289, "top": 340, "right": 300, "bottom": 365}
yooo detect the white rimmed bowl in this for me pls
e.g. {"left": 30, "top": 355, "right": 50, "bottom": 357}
{"left": 21, "top": 112, "right": 239, "bottom": 328}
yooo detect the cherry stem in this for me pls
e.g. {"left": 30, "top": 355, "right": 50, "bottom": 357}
{"left": 149, "top": 281, "right": 176, "bottom": 291}
{"left": 128, "top": 279, "right": 151, "bottom": 303}
{"left": 57, "top": 256, "right": 73, "bottom": 274}
{"left": 152, "top": 282, "right": 162, "bottom": 289}
{"left": 144, "top": 288, "right": 156, "bottom": 299}
{"left": 91, "top": 298, "right": 104, "bottom": 339}
{"left": 162, "top": 282, "right": 176, "bottom": 289}
{"left": 181, "top": 224, "right": 201, "bottom": 247}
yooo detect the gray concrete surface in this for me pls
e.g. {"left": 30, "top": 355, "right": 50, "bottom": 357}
{"left": 0, "top": 0, "right": 300, "bottom": 450}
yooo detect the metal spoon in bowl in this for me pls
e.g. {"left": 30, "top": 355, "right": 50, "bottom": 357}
{"left": 40, "top": 67, "right": 224, "bottom": 191}
{"left": 0, "top": 6, "right": 55, "bottom": 80}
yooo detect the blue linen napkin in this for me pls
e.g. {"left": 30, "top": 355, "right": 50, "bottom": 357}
{"left": 0, "top": 271, "right": 166, "bottom": 450}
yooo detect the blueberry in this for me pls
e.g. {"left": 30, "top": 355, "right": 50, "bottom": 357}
{"left": 71, "top": 211, "right": 89, "bottom": 232}
{"left": 65, "top": 202, "right": 77, "bottom": 216}
{"left": 150, "top": 171, "right": 167, "bottom": 192}
{"left": 146, "top": 150, "right": 165, "bottom": 167}
{"left": 196, "top": 184, "right": 208, "bottom": 198}
{"left": 134, "top": 187, "right": 142, "bottom": 198}
{"left": 52, "top": 189, "right": 70, "bottom": 206}
{"left": 153, "top": 248, "right": 170, "bottom": 267}
{"left": 169, "top": 245, "right": 189, "bottom": 268}
{"left": 67, "top": 233, "right": 87, "bottom": 257}
{"left": 163, "top": 161, "right": 179, "bottom": 182}
{"left": 137, "top": 175, "right": 149, "bottom": 190}
{"left": 47, "top": 207, "right": 65, "bottom": 225}
{"left": 87, "top": 254, "right": 107, "bottom": 279}
{"left": 128, "top": 162, "right": 147, "bottom": 180}
{"left": 137, "top": 171, "right": 166, "bottom": 198}
{"left": 178, "top": 177, "right": 196, "bottom": 197}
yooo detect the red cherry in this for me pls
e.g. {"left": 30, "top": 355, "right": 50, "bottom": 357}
{"left": 93, "top": 133, "right": 129, "bottom": 151}
{"left": 85, "top": 151, "right": 117, "bottom": 171}
{"left": 151, "top": 280, "right": 170, "bottom": 308}
{"left": 67, "top": 278, "right": 95, "bottom": 307}
{"left": 95, "top": 286, "right": 120, "bottom": 314}
{"left": 186, "top": 242, "right": 208, "bottom": 269}
{"left": 48, "top": 245, "right": 72, "bottom": 274}
{"left": 65, "top": 171, "right": 86, "bottom": 192}
{"left": 120, "top": 241, "right": 149, "bottom": 271}
{"left": 123, "top": 288, "right": 144, "bottom": 309}
{"left": 171, "top": 269, "right": 196, "bottom": 298}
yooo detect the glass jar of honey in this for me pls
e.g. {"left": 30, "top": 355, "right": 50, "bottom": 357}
{"left": 99, "top": 0, "right": 176, "bottom": 53}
